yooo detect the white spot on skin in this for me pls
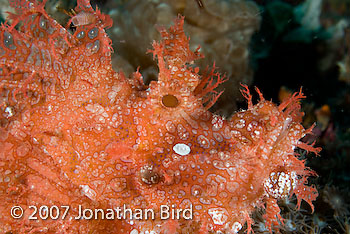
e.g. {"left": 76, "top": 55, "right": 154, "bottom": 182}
{"left": 231, "top": 222, "right": 243, "bottom": 233}
{"left": 197, "top": 135, "right": 210, "bottom": 148}
{"left": 4, "top": 107, "right": 14, "bottom": 117}
{"left": 234, "top": 119, "right": 245, "bottom": 129}
{"left": 208, "top": 207, "right": 228, "bottom": 225}
{"left": 213, "top": 132, "right": 224, "bottom": 142}
{"left": 212, "top": 115, "right": 224, "bottom": 131}
{"left": 80, "top": 185, "right": 97, "bottom": 200}
{"left": 264, "top": 171, "right": 297, "bottom": 198}
{"left": 165, "top": 121, "right": 176, "bottom": 133}
{"left": 177, "top": 124, "right": 189, "bottom": 140}
{"left": 173, "top": 143, "right": 191, "bottom": 156}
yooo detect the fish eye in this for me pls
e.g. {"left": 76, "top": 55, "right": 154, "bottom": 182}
{"left": 162, "top": 94, "right": 179, "bottom": 108}
{"left": 140, "top": 164, "right": 161, "bottom": 185}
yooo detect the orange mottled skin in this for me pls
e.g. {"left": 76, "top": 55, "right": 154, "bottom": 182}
{"left": 0, "top": 0, "right": 320, "bottom": 233}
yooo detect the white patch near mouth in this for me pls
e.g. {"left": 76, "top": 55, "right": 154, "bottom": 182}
{"left": 173, "top": 143, "right": 191, "bottom": 156}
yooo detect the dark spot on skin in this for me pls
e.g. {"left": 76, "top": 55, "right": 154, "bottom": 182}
{"left": 3, "top": 31, "right": 16, "bottom": 50}
{"left": 76, "top": 31, "right": 85, "bottom": 39}
{"left": 88, "top": 27, "right": 98, "bottom": 39}
{"left": 162, "top": 94, "right": 179, "bottom": 108}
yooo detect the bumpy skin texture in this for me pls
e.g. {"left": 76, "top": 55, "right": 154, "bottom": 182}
{"left": 0, "top": 1, "right": 320, "bottom": 233}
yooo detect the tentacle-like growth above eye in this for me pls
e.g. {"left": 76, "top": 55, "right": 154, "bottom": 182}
{"left": 194, "top": 64, "right": 228, "bottom": 110}
{"left": 149, "top": 16, "right": 227, "bottom": 113}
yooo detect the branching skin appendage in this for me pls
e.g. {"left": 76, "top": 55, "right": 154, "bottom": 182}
{"left": 0, "top": 0, "right": 320, "bottom": 233}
